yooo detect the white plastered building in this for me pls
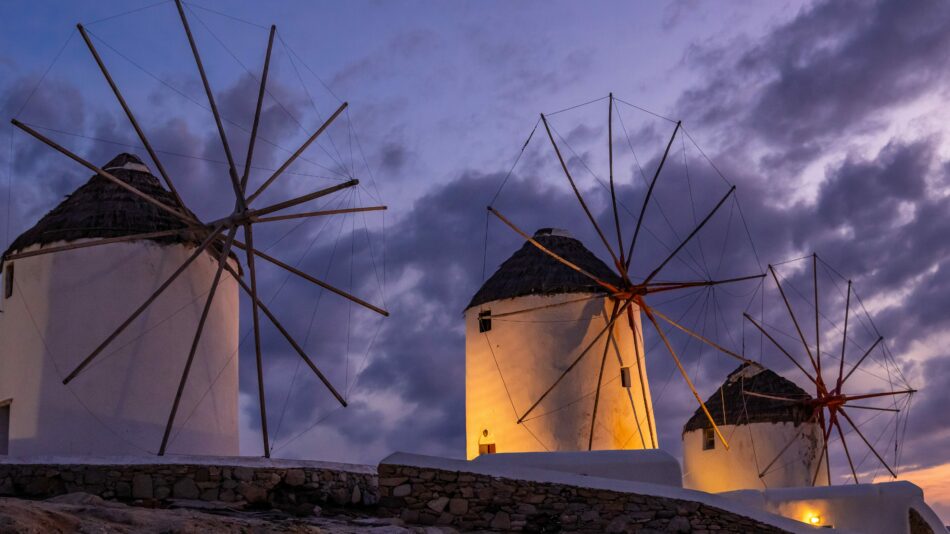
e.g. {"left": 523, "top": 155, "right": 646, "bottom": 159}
{"left": 0, "top": 153, "right": 239, "bottom": 457}
{"left": 465, "top": 228, "right": 657, "bottom": 460}
{"left": 682, "top": 363, "right": 828, "bottom": 493}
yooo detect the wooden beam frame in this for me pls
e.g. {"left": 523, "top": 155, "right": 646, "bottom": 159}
{"left": 252, "top": 205, "right": 386, "bottom": 224}
{"left": 626, "top": 120, "right": 680, "bottom": 270}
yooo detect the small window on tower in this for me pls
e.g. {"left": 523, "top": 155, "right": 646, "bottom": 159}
{"left": 0, "top": 399, "right": 10, "bottom": 455}
{"left": 478, "top": 443, "right": 496, "bottom": 455}
{"left": 3, "top": 263, "right": 12, "bottom": 299}
{"left": 478, "top": 310, "right": 491, "bottom": 333}
{"left": 702, "top": 427, "right": 715, "bottom": 450}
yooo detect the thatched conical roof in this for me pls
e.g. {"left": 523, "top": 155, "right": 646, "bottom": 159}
{"left": 682, "top": 363, "right": 815, "bottom": 433}
{"left": 467, "top": 228, "right": 622, "bottom": 310}
{"left": 4, "top": 153, "right": 199, "bottom": 258}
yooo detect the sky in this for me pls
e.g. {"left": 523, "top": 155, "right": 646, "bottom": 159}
{"left": 2, "top": 0, "right": 949, "bottom": 523}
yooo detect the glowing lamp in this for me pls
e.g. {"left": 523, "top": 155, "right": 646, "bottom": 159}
{"left": 807, "top": 514, "right": 821, "bottom": 525}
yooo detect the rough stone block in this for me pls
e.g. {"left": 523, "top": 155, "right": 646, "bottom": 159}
{"left": 172, "top": 478, "right": 199, "bottom": 500}
{"left": 393, "top": 484, "right": 412, "bottom": 497}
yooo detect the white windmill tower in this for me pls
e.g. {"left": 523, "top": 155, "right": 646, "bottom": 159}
{"left": 465, "top": 228, "right": 656, "bottom": 459}
{"left": 681, "top": 362, "right": 827, "bottom": 492}
{"left": 0, "top": 1, "right": 388, "bottom": 457}
{"left": 0, "top": 154, "right": 241, "bottom": 456}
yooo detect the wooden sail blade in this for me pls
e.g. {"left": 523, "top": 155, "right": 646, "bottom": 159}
{"left": 252, "top": 205, "right": 386, "bottom": 223}
{"left": 244, "top": 224, "right": 270, "bottom": 457}
{"left": 836, "top": 280, "right": 852, "bottom": 392}
{"left": 813, "top": 254, "right": 822, "bottom": 385}
{"left": 4, "top": 229, "right": 191, "bottom": 261}
{"left": 625, "top": 120, "right": 681, "bottom": 270}
{"left": 247, "top": 179, "right": 358, "bottom": 219}
{"left": 11, "top": 119, "right": 196, "bottom": 225}
{"left": 222, "top": 262, "right": 347, "bottom": 407}
{"left": 159, "top": 226, "right": 237, "bottom": 455}
{"left": 743, "top": 313, "right": 818, "bottom": 386}
{"left": 643, "top": 273, "right": 765, "bottom": 294}
{"left": 768, "top": 265, "right": 821, "bottom": 378}
{"left": 834, "top": 418, "right": 859, "bottom": 484}
{"left": 625, "top": 303, "right": 656, "bottom": 448}
{"left": 229, "top": 241, "right": 388, "bottom": 316}
{"left": 608, "top": 93, "right": 626, "bottom": 271}
{"left": 846, "top": 404, "right": 900, "bottom": 413}
{"left": 517, "top": 299, "right": 633, "bottom": 423}
{"left": 63, "top": 225, "right": 224, "bottom": 384}
{"left": 841, "top": 336, "right": 884, "bottom": 384}
{"left": 811, "top": 418, "right": 832, "bottom": 486}
{"left": 247, "top": 102, "right": 348, "bottom": 205}
{"left": 485, "top": 294, "right": 605, "bottom": 319}
{"left": 541, "top": 113, "right": 622, "bottom": 269}
{"left": 487, "top": 206, "right": 621, "bottom": 294}
{"left": 77, "top": 24, "right": 185, "bottom": 209}
{"left": 646, "top": 305, "right": 751, "bottom": 364}
{"left": 642, "top": 303, "right": 729, "bottom": 449}
{"left": 174, "top": 0, "right": 245, "bottom": 207}
{"left": 241, "top": 25, "right": 276, "bottom": 193}
{"left": 642, "top": 185, "right": 736, "bottom": 285}
{"left": 842, "top": 389, "right": 917, "bottom": 403}
{"left": 589, "top": 300, "right": 620, "bottom": 450}
{"left": 742, "top": 390, "right": 805, "bottom": 402}
{"left": 839, "top": 407, "right": 897, "bottom": 478}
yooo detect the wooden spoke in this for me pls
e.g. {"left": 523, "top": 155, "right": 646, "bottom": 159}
{"left": 486, "top": 294, "right": 605, "bottom": 319}
{"left": 847, "top": 404, "right": 900, "bottom": 412}
{"left": 174, "top": 0, "right": 244, "bottom": 207}
{"left": 252, "top": 205, "right": 386, "bottom": 223}
{"left": 247, "top": 179, "right": 358, "bottom": 219}
{"left": 222, "top": 262, "right": 347, "bottom": 407}
{"left": 768, "top": 265, "right": 821, "bottom": 379}
{"left": 841, "top": 389, "right": 917, "bottom": 403}
{"left": 642, "top": 185, "right": 735, "bottom": 285}
{"left": 241, "top": 25, "right": 276, "bottom": 193}
{"left": 646, "top": 305, "right": 751, "bottom": 364}
{"left": 813, "top": 254, "right": 822, "bottom": 384}
{"left": 608, "top": 93, "right": 626, "bottom": 272}
{"left": 229, "top": 240, "right": 388, "bottom": 316}
{"left": 626, "top": 120, "right": 681, "bottom": 270}
{"left": 77, "top": 24, "right": 185, "bottom": 209}
{"left": 63, "top": 225, "right": 224, "bottom": 384}
{"left": 247, "top": 102, "right": 348, "bottom": 205}
{"left": 836, "top": 280, "right": 852, "bottom": 392}
{"left": 758, "top": 412, "right": 818, "bottom": 478}
{"left": 518, "top": 299, "right": 634, "bottom": 423}
{"left": 811, "top": 417, "right": 832, "bottom": 486}
{"left": 743, "top": 313, "right": 818, "bottom": 386}
{"left": 625, "top": 303, "right": 656, "bottom": 448}
{"left": 244, "top": 224, "right": 270, "bottom": 457}
{"left": 589, "top": 300, "right": 620, "bottom": 450}
{"left": 159, "top": 226, "right": 237, "bottom": 455}
{"left": 841, "top": 336, "right": 884, "bottom": 384}
{"left": 541, "top": 113, "right": 621, "bottom": 269}
{"left": 839, "top": 407, "right": 897, "bottom": 478}
{"left": 834, "top": 418, "right": 859, "bottom": 484}
{"left": 11, "top": 119, "right": 196, "bottom": 225}
{"left": 643, "top": 273, "right": 765, "bottom": 294}
{"left": 642, "top": 302, "right": 729, "bottom": 449}
{"left": 4, "top": 229, "right": 193, "bottom": 261}
{"left": 742, "top": 390, "right": 805, "bottom": 402}
{"left": 487, "top": 206, "right": 621, "bottom": 294}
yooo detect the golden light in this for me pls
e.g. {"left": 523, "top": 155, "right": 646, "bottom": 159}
{"left": 807, "top": 514, "right": 821, "bottom": 525}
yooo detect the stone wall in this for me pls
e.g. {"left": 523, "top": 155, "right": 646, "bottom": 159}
{"left": 376, "top": 463, "right": 795, "bottom": 533}
{"left": 0, "top": 456, "right": 377, "bottom": 515}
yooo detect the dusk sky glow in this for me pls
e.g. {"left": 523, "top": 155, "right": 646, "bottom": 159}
{"left": 2, "top": 0, "right": 949, "bottom": 523}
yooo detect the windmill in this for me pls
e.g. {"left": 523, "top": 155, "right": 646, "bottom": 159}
{"left": 740, "top": 254, "right": 916, "bottom": 485}
{"left": 2, "top": 0, "right": 388, "bottom": 457}
{"left": 471, "top": 93, "right": 766, "bottom": 454}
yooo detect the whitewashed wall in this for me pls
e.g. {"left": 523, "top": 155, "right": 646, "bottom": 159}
{"left": 0, "top": 239, "right": 239, "bottom": 456}
{"left": 465, "top": 293, "right": 656, "bottom": 460}
{"left": 683, "top": 421, "right": 828, "bottom": 493}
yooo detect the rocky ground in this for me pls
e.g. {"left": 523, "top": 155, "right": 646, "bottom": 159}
{"left": 0, "top": 493, "right": 453, "bottom": 533}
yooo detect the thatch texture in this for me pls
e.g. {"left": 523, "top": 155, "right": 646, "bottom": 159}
{"left": 682, "top": 363, "right": 815, "bottom": 433}
{"left": 4, "top": 153, "right": 200, "bottom": 258}
{"left": 467, "top": 228, "right": 622, "bottom": 310}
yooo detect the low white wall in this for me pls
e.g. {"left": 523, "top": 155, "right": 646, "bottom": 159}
{"left": 472, "top": 449, "right": 682, "bottom": 487}
{"left": 722, "top": 482, "right": 948, "bottom": 534}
